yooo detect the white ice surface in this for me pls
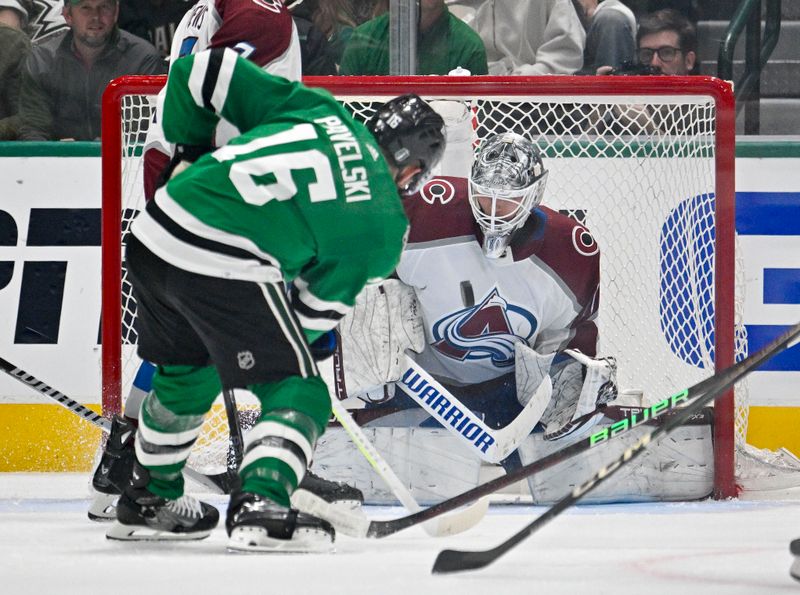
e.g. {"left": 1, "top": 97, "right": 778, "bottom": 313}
{"left": 1, "top": 473, "right": 799, "bottom": 595}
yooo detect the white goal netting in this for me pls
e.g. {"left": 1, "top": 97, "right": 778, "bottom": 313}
{"left": 104, "top": 76, "right": 788, "bottom": 497}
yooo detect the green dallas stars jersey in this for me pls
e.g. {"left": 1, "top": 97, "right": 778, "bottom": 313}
{"left": 131, "top": 48, "right": 409, "bottom": 342}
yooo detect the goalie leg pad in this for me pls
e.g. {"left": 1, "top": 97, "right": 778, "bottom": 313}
{"left": 311, "top": 426, "right": 482, "bottom": 505}
{"left": 518, "top": 408, "right": 714, "bottom": 504}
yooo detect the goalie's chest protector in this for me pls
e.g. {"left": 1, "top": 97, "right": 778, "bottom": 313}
{"left": 397, "top": 177, "right": 599, "bottom": 384}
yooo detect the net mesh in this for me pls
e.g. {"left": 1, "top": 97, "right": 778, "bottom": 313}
{"left": 112, "top": 85, "right": 752, "bottom": 482}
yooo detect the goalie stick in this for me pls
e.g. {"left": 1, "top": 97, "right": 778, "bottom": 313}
{"left": 293, "top": 345, "right": 490, "bottom": 538}
{"left": 0, "top": 356, "right": 235, "bottom": 494}
{"left": 294, "top": 397, "right": 490, "bottom": 538}
{"left": 431, "top": 320, "right": 800, "bottom": 573}
{"left": 399, "top": 354, "right": 551, "bottom": 463}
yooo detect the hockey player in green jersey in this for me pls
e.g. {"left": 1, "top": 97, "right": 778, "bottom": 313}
{"left": 106, "top": 47, "right": 445, "bottom": 552}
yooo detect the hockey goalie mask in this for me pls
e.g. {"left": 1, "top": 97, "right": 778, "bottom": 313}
{"left": 469, "top": 132, "right": 548, "bottom": 258}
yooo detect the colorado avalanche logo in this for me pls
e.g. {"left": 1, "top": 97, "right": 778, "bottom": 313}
{"left": 431, "top": 288, "right": 537, "bottom": 367}
{"left": 420, "top": 178, "right": 456, "bottom": 205}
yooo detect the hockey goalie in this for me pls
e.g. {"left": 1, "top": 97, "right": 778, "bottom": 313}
{"left": 315, "top": 130, "right": 717, "bottom": 505}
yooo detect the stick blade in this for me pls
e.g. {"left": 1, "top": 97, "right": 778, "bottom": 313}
{"left": 184, "top": 468, "right": 237, "bottom": 494}
{"left": 432, "top": 548, "right": 496, "bottom": 574}
{"left": 423, "top": 496, "right": 490, "bottom": 537}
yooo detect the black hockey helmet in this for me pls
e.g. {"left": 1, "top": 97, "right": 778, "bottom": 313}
{"left": 367, "top": 94, "right": 446, "bottom": 194}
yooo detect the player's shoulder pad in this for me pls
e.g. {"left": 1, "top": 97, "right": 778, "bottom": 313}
{"left": 513, "top": 206, "right": 600, "bottom": 303}
{"left": 403, "top": 176, "right": 476, "bottom": 245}
{"left": 513, "top": 206, "right": 599, "bottom": 259}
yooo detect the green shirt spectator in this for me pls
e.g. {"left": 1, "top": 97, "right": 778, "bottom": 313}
{"left": 339, "top": 2, "right": 488, "bottom": 75}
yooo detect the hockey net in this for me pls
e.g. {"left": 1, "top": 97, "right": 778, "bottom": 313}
{"left": 102, "top": 74, "right": 763, "bottom": 498}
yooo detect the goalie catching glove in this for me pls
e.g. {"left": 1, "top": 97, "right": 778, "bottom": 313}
{"left": 336, "top": 280, "right": 425, "bottom": 403}
{"left": 515, "top": 343, "right": 617, "bottom": 441}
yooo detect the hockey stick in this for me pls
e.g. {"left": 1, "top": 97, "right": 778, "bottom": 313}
{"left": 293, "top": 342, "right": 489, "bottom": 538}
{"left": 0, "top": 355, "right": 235, "bottom": 494}
{"left": 222, "top": 388, "right": 244, "bottom": 469}
{"left": 431, "top": 321, "right": 800, "bottom": 573}
{"left": 295, "top": 344, "right": 489, "bottom": 538}
{"left": 399, "top": 354, "right": 551, "bottom": 463}
{"left": 336, "top": 397, "right": 489, "bottom": 537}
{"left": 364, "top": 405, "right": 605, "bottom": 538}
{"left": 362, "top": 321, "right": 799, "bottom": 539}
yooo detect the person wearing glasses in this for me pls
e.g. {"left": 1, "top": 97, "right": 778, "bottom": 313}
{"left": 587, "top": 8, "right": 698, "bottom": 134}
{"left": 594, "top": 8, "right": 697, "bottom": 76}
{"left": 635, "top": 8, "right": 696, "bottom": 75}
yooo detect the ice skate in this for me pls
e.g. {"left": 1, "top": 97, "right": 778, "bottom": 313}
{"left": 106, "top": 463, "right": 219, "bottom": 541}
{"left": 295, "top": 469, "right": 363, "bottom": 510}
{"left": 290, "top": 469, "right": 369, "bottom": 537}
{"left": 88, "top": 415, "right": 137, "bottom": 521}
{"left": 226, "top": 491, "right": 334, "bottom": 553}
{"left": 791, "top": 538, "right": 800, "bottom": 582}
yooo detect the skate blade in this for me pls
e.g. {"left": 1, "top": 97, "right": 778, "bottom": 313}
{"left": 791, "top": 558, "right": 800, "bottom": 583}
{"left": 227, "top": 526, "right": 334, "bottom": 554}
{"left": 106, "top": 522, "right": 212, "bottom": 541}
{"left": 87, "top": 493, "right": 118, "bottom": 522}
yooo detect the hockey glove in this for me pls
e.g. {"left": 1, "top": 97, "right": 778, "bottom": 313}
{"left": 337, "top": 280, "right": 425, "bottom": 403}
{"left": 540, "top": 349, "right": 617, "bottom": 441}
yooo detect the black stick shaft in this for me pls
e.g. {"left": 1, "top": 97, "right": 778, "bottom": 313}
{"left": 0, "top": 356, "right": 112, "bottom": 431}
{"left": 431, "top": 321, "right": 800, "bottom": 573}
{"left": 223, "top": 388, "right": 244, "bottom": 468}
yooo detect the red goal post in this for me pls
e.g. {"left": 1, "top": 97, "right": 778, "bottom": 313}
{"left": 101, "top": 74, "right": 738, "bottom": 498}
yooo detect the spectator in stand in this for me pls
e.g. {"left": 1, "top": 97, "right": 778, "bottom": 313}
{"left": 594, "top": 8, "right": 695, "bottom": 75}
{"left": 575, "top": 0, "right": 637, "bottom": 74}
{"left": 17, "top": 0, "right": 165, "bottom": 141}
{"left": 458, "top": 0, "right": 585, "bottom": 75}
{"left": 290, "top": 0, "right": 377, "bottom": 74}
{"left": 634, "top": 8, "right": 696, "bottom": 75}
{"left": 118, "top": 0, "right": 192, "bottom": 58}
{"left": 288, "top": 0, "right": 335, "bottom": 75}
{"left": 0, "top": 0, "right": 31, "bottom": 139}
{"left": 339, "top": 0, "right": 487, "bottom": 75}
{"left": 589, "top": 8, "right": 698, "bottom": 135}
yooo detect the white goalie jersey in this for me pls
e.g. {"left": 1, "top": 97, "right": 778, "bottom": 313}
{"left": 396, "top": 175, "right": 601, "bottom": 386}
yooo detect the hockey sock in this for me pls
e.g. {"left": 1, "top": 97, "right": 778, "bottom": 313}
{"left": 242, "top": 376, "right": 331, "bottom": 506}
{"left": 135, "top": 365, "right": 222, "bottom": 499}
